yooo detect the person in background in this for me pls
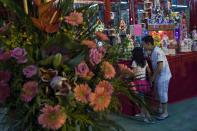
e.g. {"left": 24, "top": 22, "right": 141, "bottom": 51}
{"left": 130, "top": 47, "right": 153, "bottom": 123}
{"left": 142, "top": 35, "right": 172, "bottom": 120}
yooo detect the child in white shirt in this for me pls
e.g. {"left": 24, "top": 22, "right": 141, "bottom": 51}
{"left": 142, "top": 35, "right": 172, "bottom": 120}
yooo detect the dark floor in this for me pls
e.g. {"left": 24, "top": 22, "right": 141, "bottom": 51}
{"left": 1, "top": 97, "right": 197, "bottom": 131}
{"left": 111, "top": 97, "right": 197, "bottom": 131}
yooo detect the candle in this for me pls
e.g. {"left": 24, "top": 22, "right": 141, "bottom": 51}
{"left": 23, "top": 0, "right": 28, "bottom": 15}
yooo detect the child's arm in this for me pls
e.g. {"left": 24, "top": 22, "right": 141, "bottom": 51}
{"left": 151, "top": 61, "right": 163, "bottom": 83}
{"left": 128, "top": 71, "right": 135, "bottom": 79}
{"left": 130, "top": 61, "right": 137, "bottom": 77}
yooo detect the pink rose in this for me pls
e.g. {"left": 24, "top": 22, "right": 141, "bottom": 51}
{"left": 11, "top": 47, "right": 27, "bottom": 64}
{"left": 75, "top": 62, "right": 90, "bottom": 77}
{"left": 75, "top": 62, "right": 94, "bottom": 80}
{"left": 21, "top": 81, "right": 38, "bottom": 102}
{"left": 89, "top": 48, "right": 102, "bottom": 66}
{"left": 23, "top": 65, "right": 37, "bottom": 78}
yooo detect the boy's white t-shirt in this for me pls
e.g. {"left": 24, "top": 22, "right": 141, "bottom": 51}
{"left": 131, "top": 60, "right": 147, "bottom": 80}
{"left": 151, "top": 46, "right": 172, "bottom": 82}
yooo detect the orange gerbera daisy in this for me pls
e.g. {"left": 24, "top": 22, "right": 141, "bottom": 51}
{"left": 89, "top": 87, "right": 111, "bottom": 111}
{"left": 118, "top": 64, "right": 133, "bottom": 74}
{"left": 81, "top": 40, "right": 97, "bottom": 48}
{"left": 101, "top": 61, "right": 116, "bottom": 79}
{"left": 21, "top": 81, "right": 38, "bottom": 102}
{"left": 95, "top": 31, "right": 109, "bottom": 41}
{"left": 64, "top": 12, "right": 83, "bottom": 26}
{"left": 96, "top": 80, "right": 113, "bottom": 95}
{"left": 85, "top": 71, "right": 94, "bottom": 80}
{"left": 74, "top": 84, "right": 91, "bottom": 103}
{"left": 38, "top": 105, "right": 67, "bottom": 130}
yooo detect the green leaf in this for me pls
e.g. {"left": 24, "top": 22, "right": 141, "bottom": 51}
{"left": 68, "top": 51, "right": 85, "bottom": 67}
{"left": 0, "top": 0, "right": 25, "bottom": 19}
{"left": 39, "top": 55, "right": 54, "bottom": 66}
{"left": 60, "top": 0, "right": 74, "bottom": 16}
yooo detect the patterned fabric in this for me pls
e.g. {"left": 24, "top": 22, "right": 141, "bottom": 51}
{"left": 131, "top": 61, "right": 147, "bottom": 80}
{"left": 130, "top": 80, "right": 150, "bottom": 94}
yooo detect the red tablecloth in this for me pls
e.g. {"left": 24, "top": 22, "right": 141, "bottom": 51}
{"left": 118, "top": 52, "right": 197, "bottom": 115}
{"left": 168, "top": 52, "right": 197, "bottom": 103}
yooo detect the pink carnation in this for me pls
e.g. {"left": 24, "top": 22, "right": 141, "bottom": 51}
{"left": 0, "top": 50, "right": 11, "bottom": 61}
{"left": 21, "top": 81, "right": 38, "bottom": 102}
{"left": 0, "top": 71, "right": 11, "bottom": 103}
{"left": 0, "top": 82, "right": 10, "bottom": 103}
{"left": 89, "top": 48, "right": 102, "bottom": 66}
{"left": 11, "top": 47, "right": 27, "bottom": 64}
{"left": 23, "top": 65, "right": 37, "bottom": 78}
{"left": 98, "top": 46, "right": 106, "bottom": 56}
{"left": 64, "top": 12, "right": 83, "bottom": 26}
{"left": 0, "top": 71, "right": 11, "bottom": 83}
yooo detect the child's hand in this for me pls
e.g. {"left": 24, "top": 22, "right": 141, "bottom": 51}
{"left": 150, "top": 77, "right": 155, "bottom": 87}
{"left": 150, "top": 76, "right": 155, "bottom": 85}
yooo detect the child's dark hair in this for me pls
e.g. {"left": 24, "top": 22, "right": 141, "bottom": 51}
{"left": 132, "top": 47, "right": 146, "bottom": 68}
{"left": 142, "top": 35, "right": 154, "bottom": 45}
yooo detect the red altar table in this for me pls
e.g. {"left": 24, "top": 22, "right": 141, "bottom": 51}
{"left": 168, "top": 52, "right": 197, "bottom": 103}
{"left": 118, "top": 52, "right": 197, "bottom": 115}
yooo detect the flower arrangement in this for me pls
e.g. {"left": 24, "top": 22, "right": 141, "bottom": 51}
{"left": 152, "top": 31, "right": 162, "bottom": 47}
{"left": 116, "top": 36, "right": 134, "bottom": 60}
{"left": 0, "top": 0, "right": 145, "bottom": 130}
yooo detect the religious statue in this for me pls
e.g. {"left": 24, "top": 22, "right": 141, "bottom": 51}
{"left": 119, "top": 19, "right": 127, "bottom": 43}
{"left": 95, "top": 17, "right": 104, "bottom": 32}
{"left": 192, "top": 27, "right": 197, "bottom": 51}
{"left": 192, "top": 28, "right": 197, "bottom": 41}
{"left": 119, "top": 19, "right": 127, "bottom": 32}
